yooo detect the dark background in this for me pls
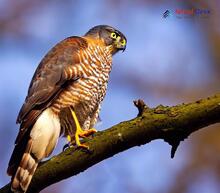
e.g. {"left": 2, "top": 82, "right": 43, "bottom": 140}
{"left": 0, "top": 1, "right": 220, "bottom": 193}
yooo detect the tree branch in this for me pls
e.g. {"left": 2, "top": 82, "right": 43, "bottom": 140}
{"left": 1, "top": 94, "right": 220, "bottom": 193}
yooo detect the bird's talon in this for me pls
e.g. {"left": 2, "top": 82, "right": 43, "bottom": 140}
{"left": 77, "top": 144, "right": 92, "bottom": 153}
{"left": 69, "top": 108, "right": 97, "bottom": 152}
{"left": 63, "top": 143, "right": 72, "bottom": 151}
{"left": 78, "top": 144, "right": 89, "bottom": 150}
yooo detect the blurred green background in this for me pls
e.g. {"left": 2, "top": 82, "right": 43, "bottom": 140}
{"left": 0, "top": 0, "right": 220, "bottom": 193}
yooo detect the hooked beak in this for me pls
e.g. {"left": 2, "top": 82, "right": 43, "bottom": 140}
{"left": 118, "top": 46, "right": 126, "bottom": 52}
{"left": 122, "top": 46, "right": 126, "bottom": 52}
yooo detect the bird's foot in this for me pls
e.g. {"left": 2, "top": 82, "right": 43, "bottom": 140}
{"left": 70, "top": 108, "right": 97, "bottom": 150}
{"left": 62, "top": 135, "right": 74, "bottom": 151}
{"left": 74, "top": 128, "right": 97, "bottom": 150}
{"left": 62, "top": 107, "right": 97, "bottom": 151}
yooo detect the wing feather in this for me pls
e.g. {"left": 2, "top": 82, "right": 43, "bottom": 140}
{"left": 15, "top": 36, "right": 87, "bottom": 144}
{"left": 8, "top": 36, "right": 88, "bottom": 176}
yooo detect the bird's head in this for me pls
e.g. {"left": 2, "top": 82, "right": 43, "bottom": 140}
{"left": 85, "top": 25, "right": 127, "bottom": 55}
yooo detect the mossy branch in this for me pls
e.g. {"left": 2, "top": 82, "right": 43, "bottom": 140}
{"left": 1, "top": 94, "right": 220, "bottom": 193}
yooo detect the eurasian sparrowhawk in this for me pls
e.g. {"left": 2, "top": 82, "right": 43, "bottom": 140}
{"left": 7, "top": 25, "right": 127, "bottom": 193}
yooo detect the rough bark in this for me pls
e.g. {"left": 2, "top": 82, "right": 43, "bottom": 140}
{"left": 1, "top": 94, "right": 220, "bottom": 193}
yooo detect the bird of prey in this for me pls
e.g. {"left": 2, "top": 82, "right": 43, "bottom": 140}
{"left": 7, "top": 25, "right": 127, "bottom": 193}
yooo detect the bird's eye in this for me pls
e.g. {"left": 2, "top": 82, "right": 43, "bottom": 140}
{"left": 111, "top": 32, "right": 117, "bottom": 39}
{"left": 121, "top": 39, "right": 126, "bottom": 46}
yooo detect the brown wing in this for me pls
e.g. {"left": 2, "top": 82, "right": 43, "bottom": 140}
{"left": 15, "top": 36, "right": 88, "bottom": 144}
{"left": 8, "top": 36, "right": 88, "bottom": 176}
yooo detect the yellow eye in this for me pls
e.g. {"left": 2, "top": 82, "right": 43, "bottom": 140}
{"left": 121, "top": 39, "right": 126, "bottom": 46}
{"left": 111, "top": 32, "right": 117, "bottom": 39}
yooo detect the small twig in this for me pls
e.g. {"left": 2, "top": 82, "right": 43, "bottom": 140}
{"left": 133, "top": 99, "right": 148, "bottom": 116}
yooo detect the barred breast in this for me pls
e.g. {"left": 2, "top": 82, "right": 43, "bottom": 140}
{"left": 51, "top": 40, "right": 112, "bottom": 132}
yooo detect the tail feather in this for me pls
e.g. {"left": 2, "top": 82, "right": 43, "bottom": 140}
{"left": 7, "top": 128, "right": 31, "bottom": 177}
{"left": 8, "top": 108, "right": 61, "bottom": 193}
{"left": 11, "top": 139, "right": 38, "bottom": 193}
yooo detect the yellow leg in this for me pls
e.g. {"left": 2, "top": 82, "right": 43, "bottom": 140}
{"left": 63, "top": 135, "right": 73, "bottom": 151}
{"left": 68, "top": 108, "right": 97, "bottom": 149}
{"left": 67, "top": 135, "right": 71, "bottom": 142}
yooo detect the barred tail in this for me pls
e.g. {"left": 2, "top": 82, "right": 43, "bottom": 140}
{"left": 11, "top": 139, "right": 38, "bottom": 193}
{"left": 8, "top": 108, "right": 61, "bottom": 193}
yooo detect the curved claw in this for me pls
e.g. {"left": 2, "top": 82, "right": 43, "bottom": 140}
{"left": 77, "top": 143, "right": 89, "bottom": 150}
{"left": 63, "top": 143, "right": 71, "bottom": 151}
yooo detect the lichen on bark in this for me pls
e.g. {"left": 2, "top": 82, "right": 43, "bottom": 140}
{"left": 1, "top": 94, "right": 220, "bottom": 193}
